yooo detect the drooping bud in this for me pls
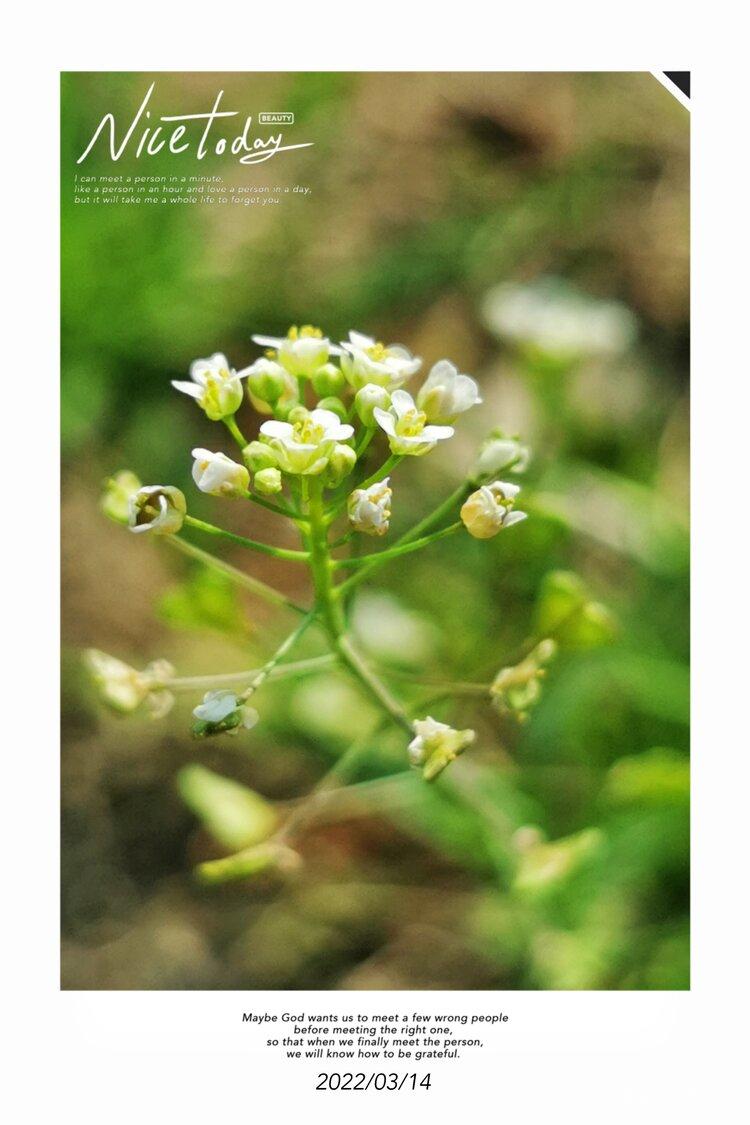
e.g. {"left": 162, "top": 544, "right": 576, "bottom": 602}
{"left": 460, "top": 481, "right": 527, "bottom": 539}
{"left": 347, "top": 477, "right": 392, "bottom": 536}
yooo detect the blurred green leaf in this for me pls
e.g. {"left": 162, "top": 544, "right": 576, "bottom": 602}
{"left": 604, "top": 748, "right": 689, "bottom": 807}
{"left": 158, "top": 567, "right": 248, "bottom": 638}
{"left": 177, "top": 764, "right": 277, "bottom": 851}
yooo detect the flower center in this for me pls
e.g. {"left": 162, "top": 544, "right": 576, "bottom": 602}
{"left": 396, "top": 407, "right": 427, "bottom": 437}
{"left": 287, "top": 324, "right": 323, "bottom": 341}
{"left": 365, "top": 341, "right": 389, "bottom": 362}
{"left": 292, "top": 417, "right": 326, "bottom": 445}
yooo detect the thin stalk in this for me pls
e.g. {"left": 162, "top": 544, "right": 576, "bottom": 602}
{"left": 243, "top": 490, "right": 308, "bottom": 523}
{"left": 334, "top": 634, "right": 413, "bottom": 734}
{"left": 183, "top": 515, "right": 309, "bottom": 562}
{"left": 223, "top": 415, "right": 247, "bottom": 448}
{"left": 240, "top": 613, "right": 317, "bottom": 700}
{"left": 166, "top": 535, "right": 308, "bottom": 615}
{"left": 333, "top": 521, "right": 462, "bottom": 571}
{"left": 276, "top": 718, "right": 393, "bottom": 843}
{"left": 336, "top": 482, "right": 472, "bottom": 595}
{"left": 326, "top": 453, "right": 402, "bottom": 522}
{"left": 167, "top": 654, "right": 335, "bottom": 692}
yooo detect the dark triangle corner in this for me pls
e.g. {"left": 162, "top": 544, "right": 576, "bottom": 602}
{"left": 663, "top": 71, "right": 690, "bottom": 99}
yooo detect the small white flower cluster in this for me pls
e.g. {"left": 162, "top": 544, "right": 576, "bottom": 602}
{"left": 147, "top": 325, "right": 489, "bottom": 542}
{"left": 96, "top": 322, "right": 538, "bottom": 793}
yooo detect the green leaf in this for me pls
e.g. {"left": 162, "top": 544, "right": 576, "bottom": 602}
{"left": 158, "top": 567, "right": 248, "bottom": 638}
{"left": 176, "top": 765, "right": 277, "bottom": 851}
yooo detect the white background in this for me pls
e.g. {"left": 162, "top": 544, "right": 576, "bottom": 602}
{"left": 2, "top": 5, "right": 747, "bottom": 1121}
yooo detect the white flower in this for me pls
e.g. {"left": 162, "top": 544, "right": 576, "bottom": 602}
{"left": 348, "top": 477, "right": 392, "bottom": 536}
{"left": 417, "top": 359, "right": 482, "bottom": 423}
{"left": 481, "top": 279, "right": 637, "bottom": 361}
{"left": 408, "top": 716, "right": 476, "bottom": 781}
{"left": 373, "top": 389, "right": 454, "bottom": 456}
{"left": 340, "top": 331, "right": 421, "bottom": 391}
{"left": 172, "top": 353, "right": 244, "bottom": 421}
{"left": 192, "top": 690, "right": 259, "bottom": 733}
{"left": 260, "top": 408, "right": 354, "bottom": 475}
{"left": 191, "top": 448, "right": 249, "bottom": 498}
{"left": 460, "top": 481, "right": 527, "bottom": 539}
{"left": 473, "top": 434, "right": 530, "bottom": 480}
{"left": 252, "top": 325, "right": 331, "bottom": 378}
{"left": 129, "top": 485, "right": 186, "bottom": 535}
{"left": 238, "top": 356, "right": 298, "bottom": 414}
{"left": 84, "top": 649, "right": 174, "bottom": 717}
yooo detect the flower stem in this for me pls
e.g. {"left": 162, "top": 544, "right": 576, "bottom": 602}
{"left": 304, "top": 477, "right": 346, "bottom": 639}
{"left": 326, "top": 453, "right": 403, "bottom": 522}
{"left": 243, "top": 490, "right": 308, "bottom": 523}
{"left": 336, "top": 482, "right": 472, "bottom": 596}
{"left": 223, "top": 415, "right": 247, "bottom": 448}
{"left": 354, "top": 452, "right": 402, "bottom": 495}
{"left": 183, "top": 514, "right": 309, "bottom": 562}
{"left": 166, "top": 535, "right": 308, "bottom": 615}
{"left": 334, "top": 634, "right": 413, "bottom": 734}
{"left": 167, "top": 654, "right": 335, "bottom": 692}
{"left": 333, "top": 521, "right": 462, "bottom": 571}
{"left": 240, "top": 612, "right": 317, "bottom": 699}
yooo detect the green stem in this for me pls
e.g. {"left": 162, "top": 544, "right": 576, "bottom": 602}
{"left": 336, "top": 482, "right": 472, "bottom": 596}
{"left": 334, "top": 634, "right": 413, "bottom": 734}
{"left": 243, "top": 490, "right": 308, "bottom": 523}
{"left": 276, "top": 718, "right": 392, "bottom": 843}
{"left": 240, "top": 612, "right": 317, "bottom": 699}
{"left": 223, "top": 415, "right": 247, "bottom": 448}
{"left": 326, "top": 453, "right": 403, "bottom": 522}
{"left": 305, "top": 477, "right": 346, "bottom": 639}
{"left": 167, "top": 654, "right": 335, "bottom": 692}
{"left": 333, "top": 522, "right": 462, "bottom": 571}
{"left": 166, "top": 535, "right": 307, "bottom": 615}
{"left": 183, "top": 515, "right": 309, "bottom": 562}
{"left": 354, "top": 452, "right": 402, "bottom": 495}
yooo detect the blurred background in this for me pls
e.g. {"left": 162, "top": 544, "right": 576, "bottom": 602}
{"left": 61, "top": 72, "right": 689, "bottom": 990}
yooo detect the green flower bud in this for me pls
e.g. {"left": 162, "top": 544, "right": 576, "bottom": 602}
{"left": 287, "top": 404, "right": 310, "bottom": 425}
{"left": 311, "top": 363, "right": 346, "bottom": 398}
{"left": 355, "top": 383, "right": 391, "bottom": 426}
{"left": 316, "top": 396, "right": 348, "bottom": 422}
{"left": 254, "top": 467, "right": 283, "bottom": 495}
{"left": 243, "top": 441, "right": 278, "bottom": 473}
{"left": 325, "top": 442, "right": 357, "bottom": 488}
{"left": 246, "top": 363, "right": 287, "bottom": 405}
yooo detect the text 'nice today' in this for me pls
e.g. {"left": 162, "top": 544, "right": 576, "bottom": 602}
{"left": 76, "top": 83, "right": 314, "bottom": 167}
